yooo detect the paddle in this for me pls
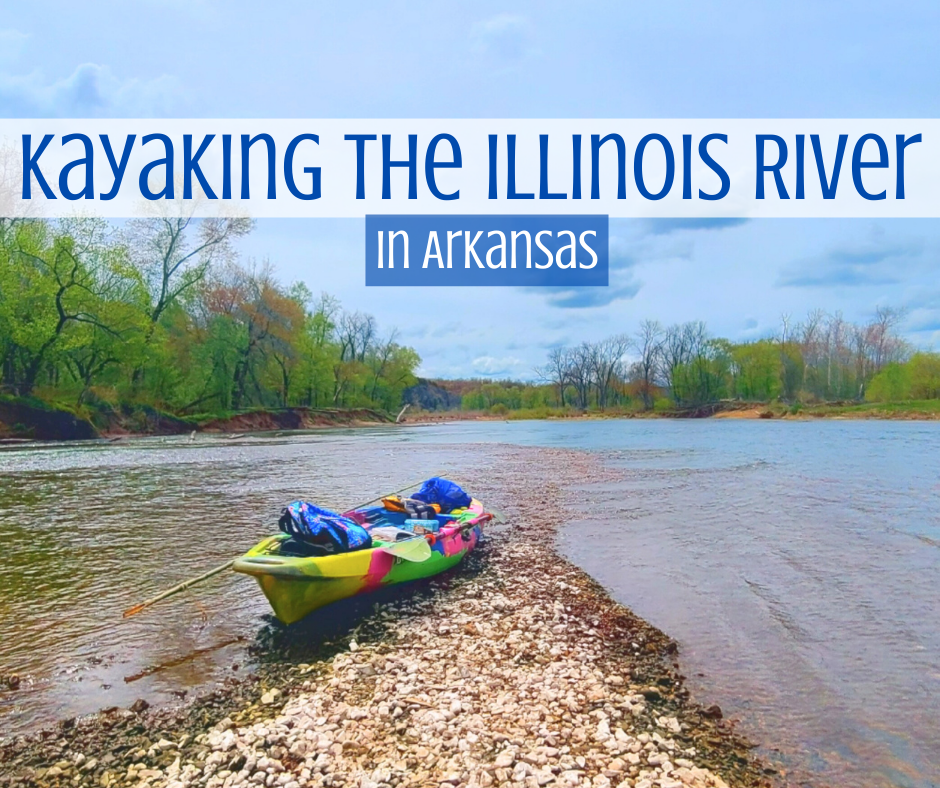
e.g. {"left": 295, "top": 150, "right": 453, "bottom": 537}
{"left": 122, "top": 474, "right": 442, "bottom": 618}
{"left": 377, "top": 536, "right": 432, "bottom": 562}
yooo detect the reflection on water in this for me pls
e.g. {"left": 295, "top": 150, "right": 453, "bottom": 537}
{"left": 1, "top": 420, "right": 938, "bottom": 788}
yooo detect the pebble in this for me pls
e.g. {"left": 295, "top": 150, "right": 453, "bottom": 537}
{"left": 1, "top": 456, "right": 758, "bottom": 788}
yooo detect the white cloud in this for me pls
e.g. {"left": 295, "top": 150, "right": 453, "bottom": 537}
{"left": 471, "top": 355, "right": 526, "bottom": 377}
{"left": 0, "top": 63, "right": 185, "bottom": 118}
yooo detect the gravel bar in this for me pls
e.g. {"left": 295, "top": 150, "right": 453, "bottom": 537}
{"left": 0, "top": 447, "right": 782, "bottom": 788}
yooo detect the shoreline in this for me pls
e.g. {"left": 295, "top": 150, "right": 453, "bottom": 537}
{"left": 0, "top": 404, "right": 395, "bottom": 444}
{"left": 3, "top": 398, "right": 938, "bottom": 445}
{"left": 0, "top": 449, "right": 779, "bottom": 788}
{"left": 403, "top": 402, "right": 940, "bottom": 424}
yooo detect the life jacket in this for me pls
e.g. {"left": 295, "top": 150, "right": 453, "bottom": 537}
{"left": 381, "top": 495, "right": 440, "bottom": 519}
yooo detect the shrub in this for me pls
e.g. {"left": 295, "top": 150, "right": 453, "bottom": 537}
{"left": 653, "top": 397, "right": 675, "bottom": 413}
{"left": 866, "top": 362, "right": 912, "bottom": 402}
{"left": 909, "top": 352, "right": 940, "bottom": 399}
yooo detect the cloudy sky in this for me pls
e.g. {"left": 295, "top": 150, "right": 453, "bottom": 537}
{"left": 3, "top": 1, "right": 939, "bottom": 378}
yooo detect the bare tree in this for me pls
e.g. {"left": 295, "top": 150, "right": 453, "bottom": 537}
{"left": 868, "top": 306, "right": 908, "bottom": 370}
{"left": 126, "top": 214, "right": 253, "bottom": 333}
{"left": 368, "top": 328, "right": 400, "bottom": 402}
{"left": 659, "top": 322, "right": 705, "bottom": 394}
{"left": 820, "top": 311, "right": 846, "bottom": 397}
{"left": 633, "top": 319, "right": 663, "bottom": 409}
{"left": 537, "top": 347, "right": 571, "bottom": 407}
{"left": 566, "top": 343, "right": 594, "bottom": 409}
{"left": 589, "top": 334, "right": 632, "bottom": 408}
{"left": 779, "top": 313, "right": 792, "bottom": 344}
{"left": 336, "top": 310, "right": 377, "bottom": 362}
{"left": 331, "top": 310, "right": 378, "bottom": 404}
{"left": 797, "top": 309, "right": 825, "bottom": 393}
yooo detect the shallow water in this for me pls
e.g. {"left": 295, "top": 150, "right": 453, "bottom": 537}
{"left": 0, "top": 429, "right": 491, "bottom": 737}
{"left": 424, "top": 419, "right": 940, "bottom": 788}
{"left": 549, "top": 421, "right": 940, "bottom": 788}
{"left": 1, "top": 420, "right": 938, "bottom": 788}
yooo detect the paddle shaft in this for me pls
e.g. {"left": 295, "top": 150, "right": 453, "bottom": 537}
{"left": 342, "top": 472, "right": 444, "bottom": 513}
{"left": 122, "top": 560, "right": 235, "bottom": 618}
{"left": 121, "top": 473, "right": 443, "bottom": 618}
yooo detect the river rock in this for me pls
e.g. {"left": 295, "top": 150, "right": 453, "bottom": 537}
{"left": 0, "top": 456, "right": 770, "bottom": 788}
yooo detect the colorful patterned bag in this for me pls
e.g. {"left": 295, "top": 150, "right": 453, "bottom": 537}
{"left": 278, "top": 501, "right": 372, "bottom": 552}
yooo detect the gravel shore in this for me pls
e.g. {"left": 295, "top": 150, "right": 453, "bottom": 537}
{"left": 1, "top": 447, "right": 780, "bottom": 788}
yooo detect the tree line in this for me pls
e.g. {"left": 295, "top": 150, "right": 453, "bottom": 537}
{"left": 461, "top": 309, "right": 938, "bottom": 413}
{"left": 0, "top": 217, "right": 420, "bottom": 416}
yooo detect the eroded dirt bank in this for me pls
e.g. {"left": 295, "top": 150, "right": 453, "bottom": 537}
{"left": 0, "top": 448, "right": 780, "bottom": 788}
{"left": 0, "top": 403, "right": 393, "bottom": 441}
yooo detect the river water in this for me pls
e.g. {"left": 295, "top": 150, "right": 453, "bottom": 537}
{"left": 0, "top": 420, "right": 938, "bottom": 788}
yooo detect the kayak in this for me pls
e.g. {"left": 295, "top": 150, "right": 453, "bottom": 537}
{"left": 233, "top": 499, "right": 491, "bottom": 624}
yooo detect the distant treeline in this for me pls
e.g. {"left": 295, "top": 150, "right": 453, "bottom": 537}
{"left": 0, "top": 217, "right": 419, "bottom": 417}
{"left": 453, "top": 311, "right": 940, "bottom": 413}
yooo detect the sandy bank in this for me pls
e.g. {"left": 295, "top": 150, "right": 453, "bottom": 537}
{"left": 0, "top": 449, "right": 778, "bottom": 788}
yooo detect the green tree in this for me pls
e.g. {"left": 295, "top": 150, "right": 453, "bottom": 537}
{"left": 730, "top": 340, "right": 781, "bottom": 400}
{"left": 909, "top": 352, "right": 940, "bottom": 399}
{"left": 0, "top": 220, "right": 136, "bottom": 396}
{"left": 865, "top": 362, "right": 912, "bottom": 402}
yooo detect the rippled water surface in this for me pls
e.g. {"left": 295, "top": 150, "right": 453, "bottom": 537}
{"left": 1, "top": 420, "right": 938, "bottom": 788}
{"left": 0, "top": 429, "right": 491, "bottom": 736}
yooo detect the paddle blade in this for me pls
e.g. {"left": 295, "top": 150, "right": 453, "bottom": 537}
{"left": 379, "top": 537, "right": 432, "bottom": 562}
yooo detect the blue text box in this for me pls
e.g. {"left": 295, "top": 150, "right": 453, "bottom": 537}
{"left": 365, "top": 215, "right": 608, "bottom": 286}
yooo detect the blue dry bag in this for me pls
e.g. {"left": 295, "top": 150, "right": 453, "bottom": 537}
{"left": 412, "top": 477, "right": 472, "bottom": 513}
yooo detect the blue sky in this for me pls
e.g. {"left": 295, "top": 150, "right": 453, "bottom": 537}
{"left": 2, "top": 1, "right": 939, "bottom": 378}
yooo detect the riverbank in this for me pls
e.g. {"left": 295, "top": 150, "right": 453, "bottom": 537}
{"left": 0, "top": 398, "right": 394, "bottom": 442}
{"left": 4, "top": 396, "right": 938, "bottom": 444}
{"left": 0, "top": 449, "right": 778, "bottom": 788}
{"left": 403, "top": 399, "right": 940, "bottom": 424}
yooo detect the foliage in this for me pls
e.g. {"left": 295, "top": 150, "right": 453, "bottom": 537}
{"left": 0, "top": 219, "right": 420, "bottom": 416}
{"left": 451, "top": 311, "right": 932, "bottom": 415}
{"left": 653, "top": 397, "right": 675, "bottom": 413}
{"left": 461, "top": 381, "right": 553, "bottom": 411}
{"left": 529, "top": 310, "right": 920, "bottom": 411}
{"left": 5, "top": 219, "right": 933, "bottom": 422}
{"left": 865, "top": 353, "right": 940, "bottom": 403}
{"left": 908, "top": 352, "right": 940, "bottom": 399}
{"left": 730, "top": 340, "right": 781, "bottom": 401}
{"left": 866, "top": 362, "right": 912, "bottom": 402}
